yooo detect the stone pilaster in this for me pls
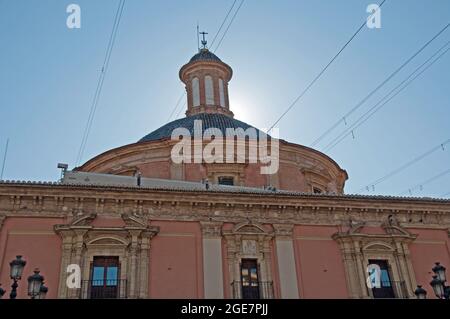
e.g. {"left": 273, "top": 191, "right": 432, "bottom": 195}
{"left": 200, "top": 221, "right": 224, "bottom": 298}
{"left": 273, "top": 224, "right": 299, "bottom": 298}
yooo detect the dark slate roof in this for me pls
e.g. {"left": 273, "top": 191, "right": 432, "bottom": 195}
{"left": 139, "top": 113, "right": 266, "bottom": 142}
{"left": 189, "top": 49, "right": 222, "bottom": 63}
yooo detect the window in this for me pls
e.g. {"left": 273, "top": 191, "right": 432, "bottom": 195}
{"left": 192, "top": 77, "right": 200, "bottom": 107}
{"left": 313, "top": 187, "right": 322, "bottom": 194}
{"left": 205, "top": 75, "right": 214, "bottom": 105}
{"left": 89, "top": 256, "right": 121, "bottom": 299}
{"left": 218, "top": 176, "right": 234, "bottom": 186}
{"left": 219, "top": 78, "right": 225, "bottom": 107}
{"left": 368, "top": 259, "right": 395, "bottom": 298}
{"left": 240, "top": 259, "right": 260, "bottom": 299}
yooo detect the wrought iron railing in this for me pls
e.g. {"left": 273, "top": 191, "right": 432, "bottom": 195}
{"left": 80, "top": 279, "right": 127, "bottom": 299}
{"left": 231, "top": 281, "right": 274, "bottom": 299}
{"left": 369, "top": 280, "right": 409, "bottom": 299}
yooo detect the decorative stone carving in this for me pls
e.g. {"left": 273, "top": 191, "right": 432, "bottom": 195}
{"left": 223, "top": 222, "right": 275, "bottom": 298}
{"left": 54, "top": 213, "right": 160, "bottom": 299}
{"left": 70, "top": 212, "right": 97, "bottom": 226}
{"left": 332, "top": 221, "right": 417, "bottom": 299}
{"left": 200, "top": 221, "right": 223, "bottom": 238}
{"left": 121, "top": 212, "right": 147, "bottom": 227}
{"left": 273, "top": 224, "right": 294, "bottom": 239}
{"left": 242, "top": 239, "right": 257, "bottom": 255}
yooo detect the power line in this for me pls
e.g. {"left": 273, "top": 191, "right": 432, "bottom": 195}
{"left": 209, "top": 0, "right": 238, "bottom": 49}
{"left": 75, "top": 0, "right": 126, "bottom": 166}
{"left": 400, "top": 168, "right": 450, "bottom": 196}
{"left": 311, "top": 23, "right": 450, "bottom": 147}
{"left": 175, "top": 100, "right": 188, "bottom": 119}
{"left": 267, "top": 0, "right": 387, "bottom": 134}
{"left": 1, "top": 138, "right": 9, "bottom": 180}
{"left": 323, "top": 40, "right": 450, "bottom": 152}
{"left": 167, "top": 91, "right": 186, "bottom": 122}
{"left": 213, "top": 0, "right": 245, "bottom": 52}
{"left": 359, "top": 139, "right": 450, "bottom": 192}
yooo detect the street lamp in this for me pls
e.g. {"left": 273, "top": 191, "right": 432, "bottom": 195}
{"left": 429, "top": 262, "right": 450, "bottom": 299}
{"left": 9, "top": 255, "right": 26, "bottom": 299}
{"left": 414, "top": 285, "right": 427, "bottom": 299}
{"left": 432, "top": 262, "right": 446, "bottom": 282}
{"left": 27, "top": 268, "right": 44, "bottom": 299}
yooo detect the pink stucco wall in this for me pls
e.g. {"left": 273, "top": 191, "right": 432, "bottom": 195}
{"left": 408, "top": 228, "right": 450, "bottom": 290}
{"left": 148, "top": 221, "right": 204, "bottom": 298}
{"left": 0, "top": 217, "right": 63, "bottom": 299}
{"left": 293, "top": 225, "right": 349, "bottom": 298}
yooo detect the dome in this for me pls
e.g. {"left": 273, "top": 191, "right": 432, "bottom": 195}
{"left": 189, "top": 49, "right": 222, "bottom": 63}
{"left": 139, "top": 113, "right": 266, "bottom": 142}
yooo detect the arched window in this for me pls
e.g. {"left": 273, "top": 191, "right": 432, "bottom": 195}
{"left": 205, "top": 75, "right": 214, "bottom": 105}
{"left": 219, "top": 78, "right": 225, "bottom": 107}
{"left": 192, "top": 77, "right": 200, "bottom": 107}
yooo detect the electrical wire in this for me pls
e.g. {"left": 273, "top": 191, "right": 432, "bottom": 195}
{"left": 323, "top": 40, "right": 450, "bottom": 152}
{"left": 267, "top": 0, "right": 387, "bottom": 134}
{"left": 210, "top": 0, "right": 238, "bottom": 48}
{"left": 311, "top": 23, "right": 450, "bottom": 147}
{"left": 213, "top": 0, "right": 245, "bottom": 52}
{"left": 76, "top": 0, "right": 126, "bottom": 166}
{"left": 359, "top": 139, "right": 450, "bottom": 192}
{"left": 400, "top": 168, "right": 450, "bottom": 196}
{"left": 167, "top": 91, "right": 186, "bottom": 122}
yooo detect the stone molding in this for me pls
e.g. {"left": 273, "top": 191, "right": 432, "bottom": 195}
{"left": 53, "top": 213, "right": 159, "bottom": 299}
{"left": 332, "top": 217, "right": 418, "bottom": 299}
{"left": 223, "top": 222, "right": 275, "bottom": 298}
{"left": 200, "top": 221, "right": 223, "bottom": 238}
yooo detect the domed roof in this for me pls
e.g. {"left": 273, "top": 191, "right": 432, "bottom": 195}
{"left": 189, "top": 49, "right": 222, "bottom": 63}
{"left": 139, "top": 113, "right": 266, "bottom": 142}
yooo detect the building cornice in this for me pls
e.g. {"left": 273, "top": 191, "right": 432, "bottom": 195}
{"left": 0, "top": 182, "right": 449, "bottom": 231}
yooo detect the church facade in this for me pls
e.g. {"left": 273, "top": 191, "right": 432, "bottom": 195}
{"left": 0, "top": 46, "right": 449, "bottom": 299}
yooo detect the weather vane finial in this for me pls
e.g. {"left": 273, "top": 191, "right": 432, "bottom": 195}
{"left": 199, "top": 31, "right": 208, "bottom": 49}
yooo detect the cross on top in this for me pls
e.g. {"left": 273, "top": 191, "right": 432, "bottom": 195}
{"left": 199, "top": 31, "right": 208, "bottom": 49}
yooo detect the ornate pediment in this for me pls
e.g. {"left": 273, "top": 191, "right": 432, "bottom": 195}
{"left": 121, "top": 212, "right": 147, "bottom": 228}
{"left": 233, "top": 222, "right": 267, "bottom": 235}
{"left": 362, "top": 241, "right": 395, "bottom": 252}
{"left": 71, "top": 212, "right": 97, "bottom": 226}
{"left": 87, "top": 236, "right": 128, "bottom": 246}
{"left": 381, "top": 215, "right": 412, "bottom": 236}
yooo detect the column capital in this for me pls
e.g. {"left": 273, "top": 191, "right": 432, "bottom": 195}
{"left": 273, "top": 224, "right": 294, "bottom": 239}
{"left": 200, "top": 221, "right": 223, "bottom": 238}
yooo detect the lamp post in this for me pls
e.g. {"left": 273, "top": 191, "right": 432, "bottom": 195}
{"left": 414, "top": 285, "right": 427, "bottom": 299}
{"left": 416, "top": 262, "right": 450, "bottom": 299}
{"left": 2, "top": 255, "right": 49, "bottom": 299}
{"left": 429, "top": 262, "right": 450, "bottom": 299}
{"left": 9, "top": 255, "right": 26, "bottom": 299}
{"left": 27, "top": 268, "right": 44, "bottom": 299}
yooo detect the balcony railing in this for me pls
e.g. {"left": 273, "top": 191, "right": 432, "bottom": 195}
{"left": 231, "top": 281, "right": 274, "bottom": 299}
{"left": 369, "top": 280, "right": 409, "bottom": 299}
{"left": 80, "top": 279, "right": 127, "bottom": 299}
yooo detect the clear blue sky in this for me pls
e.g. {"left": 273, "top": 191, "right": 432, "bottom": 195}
{"left": 0, "top": 0, "right": 449, "bottom": 197}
